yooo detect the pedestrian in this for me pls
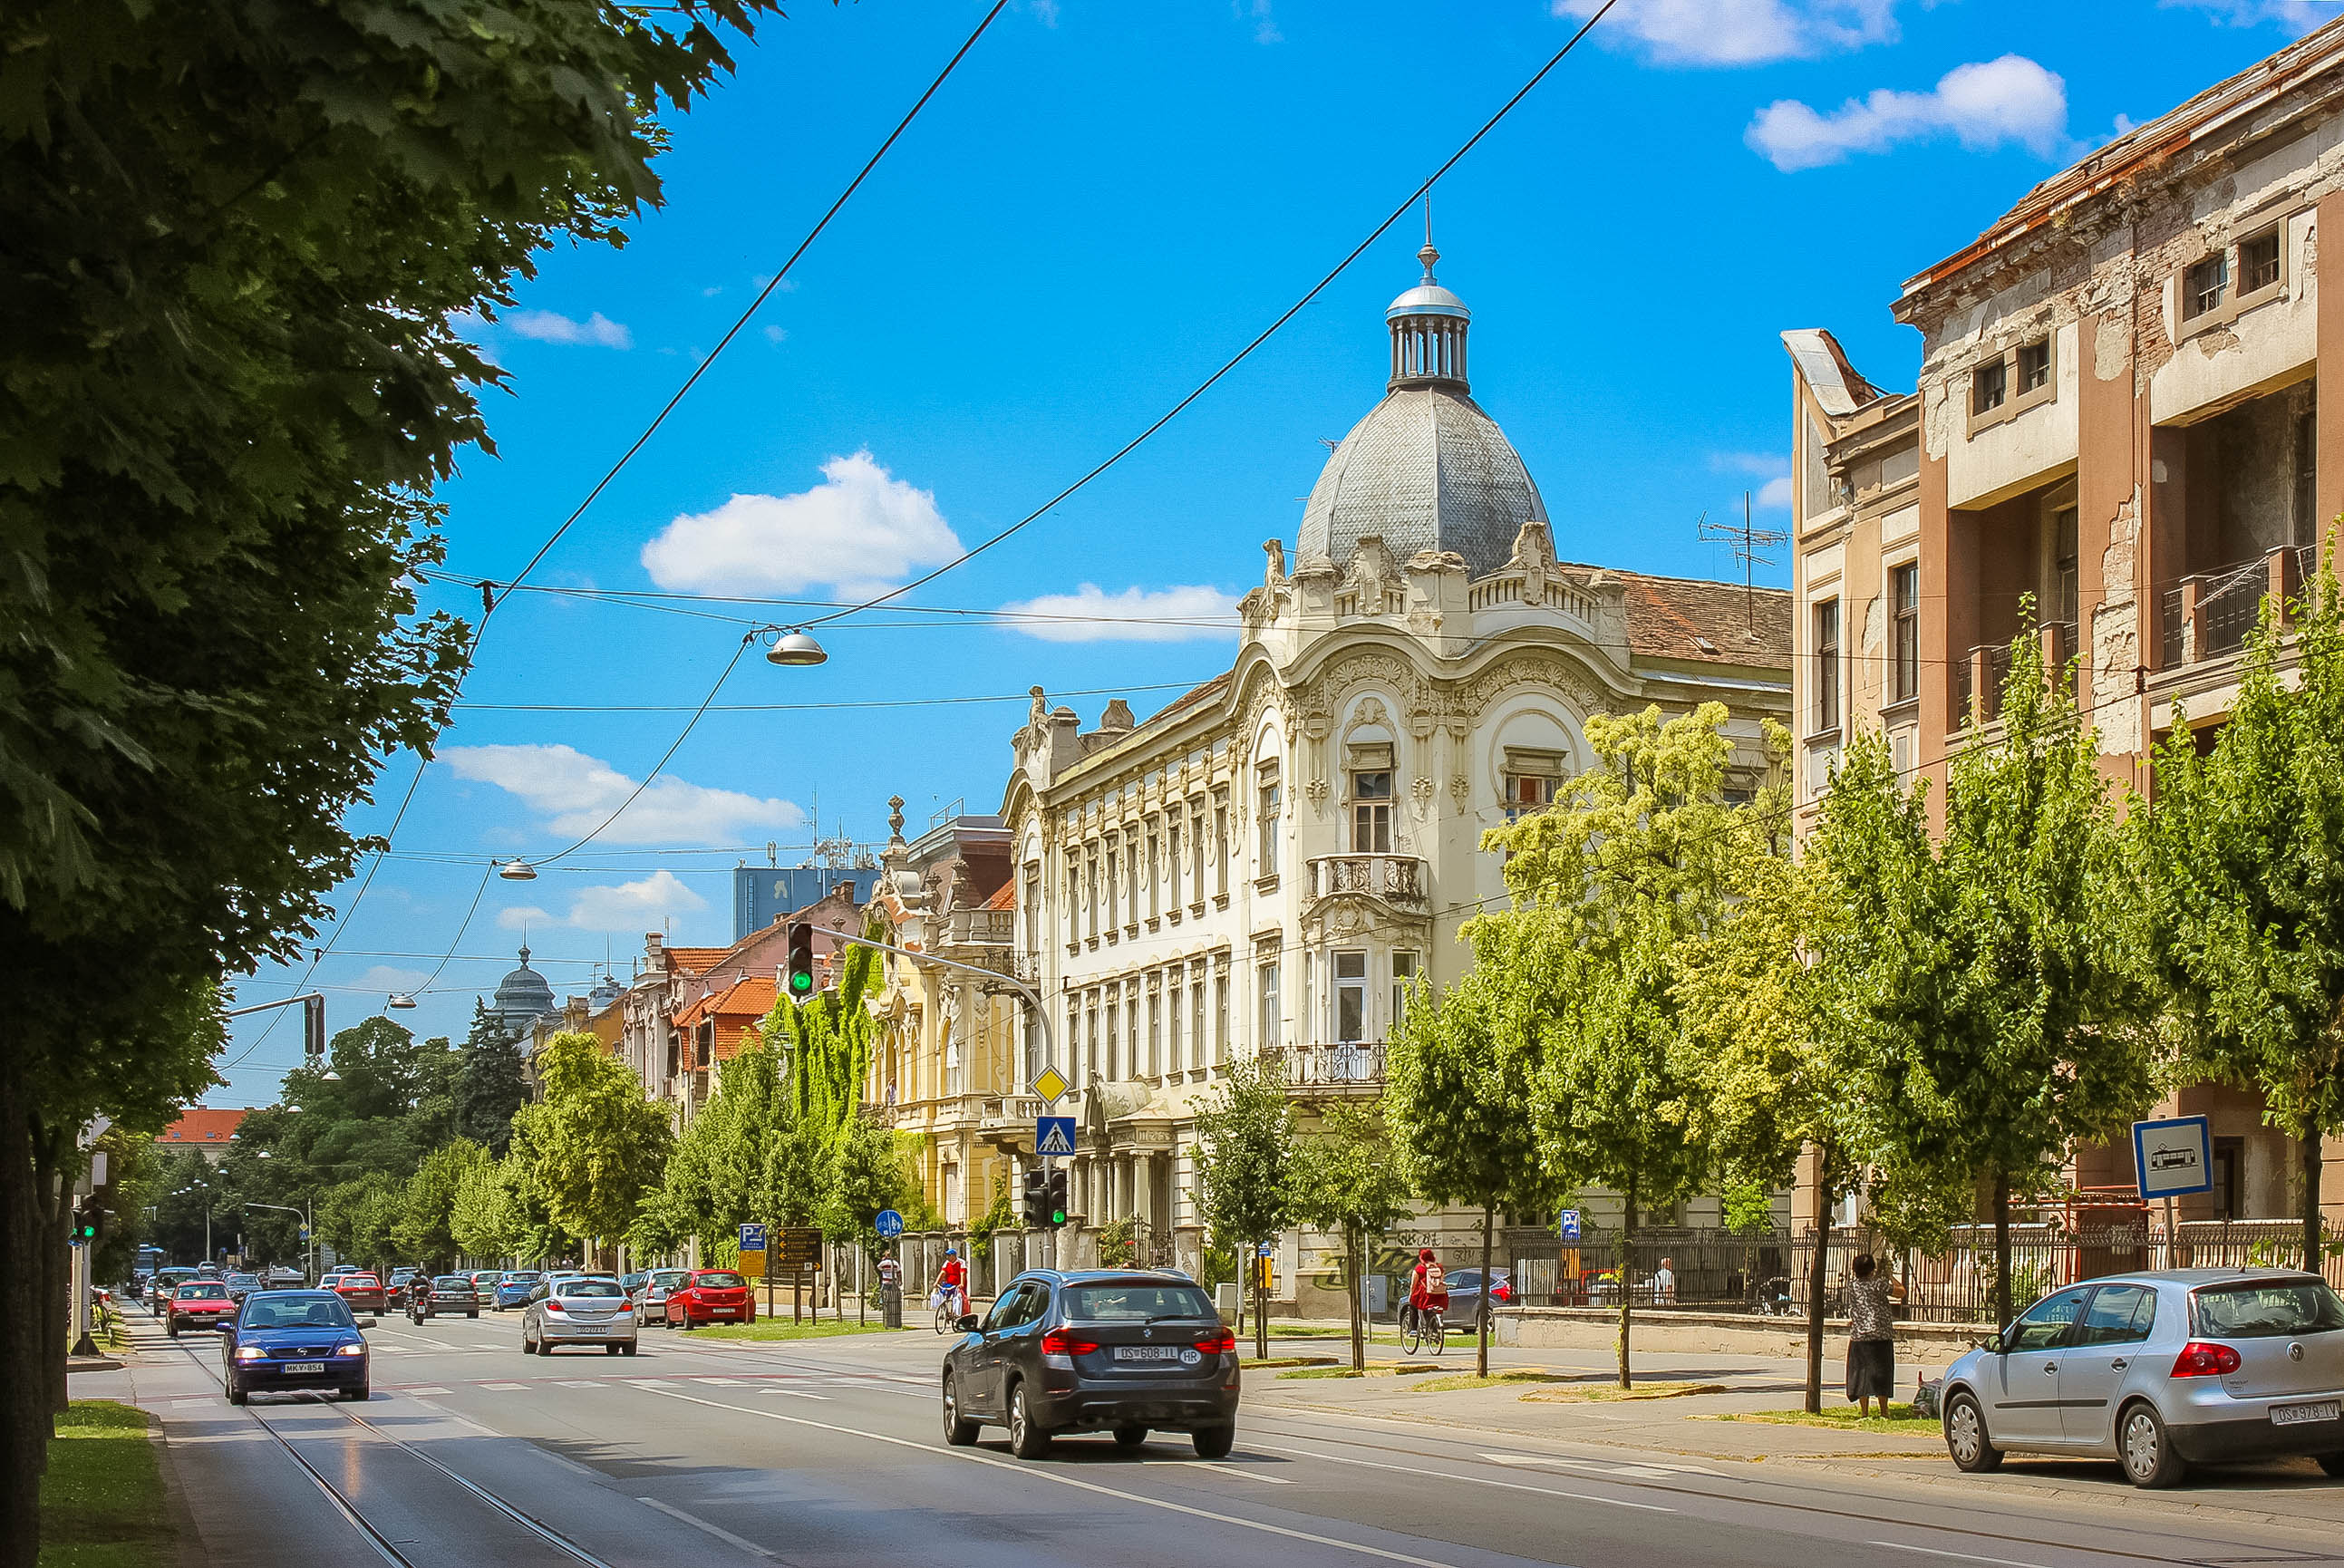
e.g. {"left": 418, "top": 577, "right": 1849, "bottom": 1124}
{"left": 1843, "top": 1253, "right": 1904, "bottom": 1417}
{"left": 1652, "top": 1257, "right": 1677, "bottom": 1305}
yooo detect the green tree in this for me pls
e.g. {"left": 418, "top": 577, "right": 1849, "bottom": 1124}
{"left": 2138, "top": 561, "right": 2344, "bottom": 1270}
{"left": 455, "top": 1003, "right": 528, "bottom": 1157}
{"left": 1291, "top": 1101, "right": 1414, "bottom": 1371}
{"left": 451, "top": 1152, "right": 526, "bottom": 1263}
{"left": 1191, "top": 1055, "right": 1298, "bottom": 1360}
{"left": 395, "top": 1138, "right": 489, "bottom": 1269}
{"left": 510, "top": 1033, "right": 674, "bottom": 1267}
{"left": 821, "top": 1116, "right": 909, "bottom": 1323}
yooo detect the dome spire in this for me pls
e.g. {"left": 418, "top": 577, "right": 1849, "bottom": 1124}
{"left": 1419, "top": 196, "right": 1439, "bottom": 284}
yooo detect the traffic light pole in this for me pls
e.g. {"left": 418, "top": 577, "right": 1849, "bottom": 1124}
{"left": 223, "top": 992, "right": 329, "bottom": 1064}
{"left": 818, "top": 930, "right": 1062, "bottom": 1272}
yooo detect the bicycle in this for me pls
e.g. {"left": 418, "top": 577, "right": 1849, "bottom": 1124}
{"left": 1399, "top": 1302, "right": 1446, "bottom": 1357}
{"left": 932, "top": 1289, "right": 966, "bottom": 1334}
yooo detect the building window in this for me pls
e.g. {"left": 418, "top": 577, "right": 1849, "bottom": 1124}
{"left": 2053, "top": 506, "right": 2079, "bottom": 627}
{"left": 1391, "top": 951, "right": 1419, "bottom": 1031}
{"left": 1087, "top": 849, "right": 1100, "bottom": 938}
{"left": 1127, "top": 982, "right": 1139, "bottom": 1073}
{"left": 1333, "top": 952, "right": 1368, "bottom": 1044}
{"left": 1166, "top": 822, "right": 1180, "bottom": 908}
{"left": 1348, "top": 744, "right": 1393, "bottom": 853}
{"left": 1148, "top": 987, "right": 1161, "bottom": 1077}
{"left": 1191, "top": 808, "right": 1206, "bottom": 901}
{"left": 1105, "top": 999, "right": 1119, "bottom": 1081}
{"left": 1971, "top": 357, "right": 2007, "bottom": 416}
{"left": 1815, "top": 599, "right": 1842, "bottom": 734}
{"left": 1191, "top": 979, "right": 1206, "bottom": 1070}
{"left": 1214, "top": 798, "right": 1230, "bottom": 894}
{"left": 1255, "top": 764, "right": 1282, "bottom": 881}
{"left": 1085, "top": 1001, "right": 1099, "bottom": 1086}
{"left": 1256, "top": 960, "right": 1280, "bottom": 1052}
{"left": 2242, "top": 227, "right": 2282, "bottom": 295}
{"left": 2185, "top": 253, "right": 2229, "bottom": 320}
{"left": 1124, "top": 841, "right": 1138, "bottom": 926}
{"left": 1502, "top": 748, "right": 1565, "bottom": 821}
{"left": 2017, "top": 338, "right": 2050, "bottom": 395}
{"left": 1167, "top": 972, "right": 1182, "bottom": 1073}
{"left": 1891, "top": 564, "right": 1919, "bottom": 704}
{"left": 1146, "top": 829, "right": 1160, "bottom": 918}
{"left": 1215, "top": 968, "right": 1229, "bottom": 1061}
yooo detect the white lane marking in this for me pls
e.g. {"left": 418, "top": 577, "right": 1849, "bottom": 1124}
{"left": 638, "top": 1496, "right": 775, "bottom": 1559}
{"left": 1248, "top": 1441, "right": 1671, "bottom": 1513}
{"left": 760, "top": 1389, "right": 830, "bottom": 1400}
{"left": 635, "top": 1385, "right": 1473, "bottom": 1568}
{"left": 400, "top": 1386, "right": 452, "bottom": 1396}
{"left": 693, "top": 1377, "right": 751, "bottom": 1386}
{"left": 1867, "top": 1544, "right": 2048, "bottom": 1568}
{"left": 557, "top": 1380, "right": 605, "bottom": 1389}
{"left": 1177, "top": 1461, "right": 1288, "bottom": 1485}
{"left": 1480, "top": 1453, "right": 1694, "bottom": 1480}
{"left": 480, "top": 1382, "right": 528, "bottom": 1391}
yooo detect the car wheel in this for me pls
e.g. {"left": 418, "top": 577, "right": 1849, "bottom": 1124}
{"left": 605, "top": 1343, "right": 621, "bottom": 1356}
{"left": 225, "top": 1373, "right": 246, "bottom": 1406}
{"left": 1192, "top": 1426, "right": 1235, "bottom": 1460}
{"left": 621, "top": 1342, "right": 637, "bottom": 1357}
{"left": 1943, "top": 1391, "right": 2001, "bottom": 1473}
{"left": 2317, "top": 1453, "right": 2344, "bottom": 1478}
{"left": 522, "top": 1325, "right": 536, "bottom": 1354}
{"left": 681, "top": 1318, "right": 694, "bottom": 1331}
{"left": 2120, "top": 1400, "right": 2186, "bottom": 1488}
{"left": 468, "top": 1312, "right": 479, "bottom": 1320}
{"left": 1113, "top": 1426, "right": 1148, "bottom": 1450}
{"left": 941, "top": 1370, "right": 979, "bottom": 1447}
{"left": 1007, "top": 1381, "right": 1051, "bottom": 1459}
{"left": 344, "top": 1382, "right": 369, "bottom": 1401}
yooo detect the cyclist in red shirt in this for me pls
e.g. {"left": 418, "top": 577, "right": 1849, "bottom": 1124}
{"left": 1405, "top": 1247, "right": 1448, "bottom": 1336}
{"left": 934, "top": 1247, "right": 967, "bottom": 1317}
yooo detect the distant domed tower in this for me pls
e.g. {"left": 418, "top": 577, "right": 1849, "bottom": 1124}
{"left": 1296, "top": 235, "right": 1548, "bottom": 578}
{"left": 490, "top": 944, "right": 557, "bottom": 1040}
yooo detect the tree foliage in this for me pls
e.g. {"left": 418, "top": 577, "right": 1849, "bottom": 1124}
{"left": 510, "top": 1033, "right": 673, "bottom": 1265}
{"left": 455, "top": 1002, "right": 528, "bottom": 1157}
{"left": 1190, "top": 1054, "right": 1298, "bottom": 1360}
{"left": 1291, "top": 1101, "right": 1414, "bottom": 1371}
{"left": 394, "top": 1137, "right": 489, "bottom": 1268}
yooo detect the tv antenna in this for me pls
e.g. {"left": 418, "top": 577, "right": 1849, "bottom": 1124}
{"left": 1699, "top": 491, "right": 1787, "bottom": 639}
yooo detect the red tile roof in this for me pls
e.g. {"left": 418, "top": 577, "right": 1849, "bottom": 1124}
{"left": 157, "top": 1108, "right": 247, "bottom": 1147}
{"left": 663, "top": 946, "right": 730, "bottom": 974}
{"left": 674, "top": 976, "right": 780, "bottom": 1063}
{"left": 982, "top": 877, "right": 1017, "bottom": 911}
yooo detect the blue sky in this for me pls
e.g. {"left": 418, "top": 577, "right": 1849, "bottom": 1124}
{"left": 215, "top": 0, "right": 2340, "bottom": 1098}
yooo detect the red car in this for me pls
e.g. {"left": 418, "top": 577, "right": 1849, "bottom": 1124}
{"left": 330, "top": 1272, "right": 385, "bottom": 1314}
{"left": 166, "top": 1281, "right": 237, "bottom": 1336}
{"left": 665, "top": 1269, "right": 756, "bottom": 1329}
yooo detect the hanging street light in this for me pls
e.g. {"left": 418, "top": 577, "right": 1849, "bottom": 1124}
{"left": 498, "top": 858, "right": 538, "bottom": 882}
{"left": 765, "top": 628, "right": 828, "bottom": 667}
{"left": 386, "top": 993, "right": 417, "bottom": 1011}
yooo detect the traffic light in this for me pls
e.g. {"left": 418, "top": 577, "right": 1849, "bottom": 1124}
{"left": 302, "top": 994, "right": 326, "bottom": 1064}
{"left": 1044, "top": 1166, "right": 1069, "bottom": 1229}
{"left": 785, "top": 922, "right": 816, "bottom": 999}
{"left": 70, "top": 1204, "right": 98, "bottom": 1244}
{"left": 1021, "top": 1167, "right": 1050, "bottom": 1228}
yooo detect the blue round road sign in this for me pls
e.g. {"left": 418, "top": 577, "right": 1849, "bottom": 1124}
{"left": 875, "top": 1209, "right": 905, "bottom": 1239}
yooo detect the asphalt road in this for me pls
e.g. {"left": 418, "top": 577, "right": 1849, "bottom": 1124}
{"left": 106, "top": 1308, "right": 2344, "bottom": 1568}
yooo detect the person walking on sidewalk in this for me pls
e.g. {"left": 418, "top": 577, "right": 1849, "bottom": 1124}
{"left": 1843, "top": 1253, "right": 1904, "bottom": 1416}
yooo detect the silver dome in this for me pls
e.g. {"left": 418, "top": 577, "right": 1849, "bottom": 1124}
{"left": 1297, "top": 387, "right": 1547, "bottom": 581}
{"left": 1386, "top": 281, "right": 1468, "bottom": 319}
{"left": 490, "top": 945, "right": 556, "bottom": 1035}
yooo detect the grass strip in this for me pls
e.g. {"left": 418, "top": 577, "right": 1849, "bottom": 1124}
{"left": 1277, "top": 1361, "right": 1445, "bottom": 1379}
{"left": 1715, "top": 1406, "right": 1940, "bottom": 1435}
{"left": 1242, "top": 1356, "right": 1338, "bottom": 1370}
{"left": 1521, "top": 1380, "right": 1730, "bottom": 1403}
{"left": 1408, "top": 1371, "right": 1574, "bottom": 1394}
{"left": 41, "top": 1400, "right": 169, "bottom": 1568}
{"left": 689, "top": 1319, "right": 903, "bottom": 1342}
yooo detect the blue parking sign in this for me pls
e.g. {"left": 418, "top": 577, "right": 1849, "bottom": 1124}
{"left": 1557, "top": 1209, "right": 1582, "bottom": 1242}
{"left": 740, "top": 1222, "right": 769, "bottom": 1253}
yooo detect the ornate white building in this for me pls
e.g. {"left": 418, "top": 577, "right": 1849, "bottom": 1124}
{"left": 999, "top": 243, "right": 1793, "bottom": 1257}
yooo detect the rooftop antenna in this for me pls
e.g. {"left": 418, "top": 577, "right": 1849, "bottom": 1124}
{"left": 1698, "top": 491, "right": 1787, "bottom": 640}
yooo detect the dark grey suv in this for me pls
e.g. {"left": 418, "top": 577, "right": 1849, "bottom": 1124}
{"left": 940, "top": 1270, "right": 1239, "bottom": 1459}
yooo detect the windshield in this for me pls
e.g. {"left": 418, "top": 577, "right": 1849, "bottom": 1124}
{"left": 651, "top": 1271, "right": 690, "bottom": 1287}
{"left": 1065, "top": 1283, "right": 1216, "bottom": 1321}
{"left": 561, "top": 1280, "right": 625, "bottom": 1299}
{"left": 242, "top": 1295, "right": 357, "bottom": 1331}
{"left": 2193, "top": 1280, "right": 2344, "bottom": 1338}
{"left": 226, "top": 1274, "right": 257, "bottom": 1286}
{"left": 338, "top": 1274, "right": 379, "bottom": 1287}
{"left": 695, "top": 1272, "right": 746, "bottom": 1290}
{"left": 177, "top": 1283, "right": 228, "bottom": 1300}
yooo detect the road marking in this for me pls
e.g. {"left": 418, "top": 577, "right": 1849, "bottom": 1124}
{"left": 760, "top": 1389, "right": 830, "bottom": 1400}
{"left": 1480, "top": 1453, "right": 1694, "bottom": 1480}
{"left": 481, "top": 1382, "right": 528, "bottom": 1391}
{"left": 1867, "top": 1544, "right": 2048, "bottom": 1568}
{"left": 1176, "top": 1461, "right": 1288, "bottom": 1484}
{"left": 635, "top": 1384, "right": 1478, "bottom": 1567}
{"left": 693, "top": 1377, "right": 751, "bottom": 1386}
{"left": 557, "top": 1380, "right": 605, "bottom": 1389}
{"left": 638, "top": 1497, "right": 775, "bottom": 1560}
{"left": 401, "top": 1386, "right": 452, "bottom": 1396}
{"left": 1248, "top": 1441, "right": 1671, "bottom": 1513}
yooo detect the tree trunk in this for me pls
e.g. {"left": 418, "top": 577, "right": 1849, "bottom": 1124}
{"left": 1253, "top": 1238, "right": 1269, "bottom": 1363}
{"left": 2, "top": 1076, "right": 52, "bottom": 1568}
{"left": 34, "top": 1123, "right": 71, "bottom": 1416}
{"left": 1804, "top": 1157, "right": 1835, "bottom": 1417}
{"left": 1991, "top": 1172, "right": 2014, "bottom": 1331}
{"left": 1616, "top": 1182, "right": 1636, "bottom": 1389}
{"left": 1472, "top": 1209, "right": 1490, "bottom": 1378}
{"left": 2306, "top": 1125, "right": 2325, "bottom": 1274}
{"left": 1347, "top": 1225, "right": 1365, "bottom": 1373}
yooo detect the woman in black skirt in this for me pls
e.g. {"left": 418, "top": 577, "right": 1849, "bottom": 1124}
{"left": 1843, "top": 1253, "right": 1903, "bottom": 1416}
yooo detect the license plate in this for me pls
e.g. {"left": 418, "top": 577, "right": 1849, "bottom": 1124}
{"left": 709, "top": 1309, "right": 736, "bottom": 1318}
{"left": 282, "top": 1361, "right": 324, "bottom": 1374}
{"left": 1113, "top": 1346, "right": 1182, "bottom": 1362}
{"left": 2273, "top": 1400, "right": 2341, "bottom": 1426}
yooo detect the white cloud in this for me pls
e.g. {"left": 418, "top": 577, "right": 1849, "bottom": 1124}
{"left": 354, "top": 964, "right": 429, "bottom": 993}
{"left": 642, "top": 450, "right": 961, "bottom": 600}
{"left": 1748, "top": 55, "right": 2068, "bottom": 172}
{"left": 2165, "top": 0, "right": 2343, "bottom": 32}
{"left": 995, "top": 584, "right": 1239, "bottom": 643}
{"left": 1029, "top": 0, "right": 1060, "bottom": 24}
{"left": 442, "top": 743, "right": 803, "bottom": 846}
{"left": 1711, "top": 451, "right": 1788, "bottom": 478}
{"left": 1245, "top": 0, "right": 1282, "bottom": 44}
{"left": 505, "top": 309, "right": 633, "bottom": 349}
{"left": 1555, "top": 0, "right": 1896, "bottom": 65}
{"left": 498, "top": 871, "right": 707, "bottom": 934}
{"left": 1758, "top": 475, "right": 1796, "bottom": 510}
{"left": 763, "top": 324, "right": 788, "bottom": 345}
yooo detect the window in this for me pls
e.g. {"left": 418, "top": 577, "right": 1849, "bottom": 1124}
{"left": 1066, "top": 1000, "right": 1080, "bottom": 1081}
{"left": 1087, "top": 849, "right": 1099, "bottom": 939}
{"left": 1167, "top": 972, "right": 1182, "bottom": 1073}
{"left": 2017, "top": 337, "right": 2050, "bottom": 394}
{"left": 1065, "top": 866, "right": 1080, "bottom": 944}
{"left": 1255, "top": 765, "right": 1282, "bottom": 880}
{"left": 1127, "top": 982, "right": 1138, "bottom": 1075}
{"left": 1191, "top": 979, "right": 1206, "bottom": 1070}
{"left": 2193, "top": 1280, "right": 2344, "bottom": 1339}
{"left": 1124, "top": 841, "right": 1138, "bottom": 926}
{"left": 1890, "top": 565, "right": 1919, "bottom": 704}
{"left": 1214, "top": 799, "right": 1230, "bottom": 894}
{"left": 1502, "top": 748, "right": 1565, "bottom": 821}
{"left": 2053, "top": 506, "right": 2079, "bottom": 626}
{"left": 1971, "top": 356, "right": 2008, "bottom": 416}
{"left": 1191, "top": 808, "right": 1207, "bottom": 901}
{"left": 1083, "top": 1001, "right": 1099, "bottom": 1086}
{"left": 1104, "top": 999, "right": 1119, "bottom": 1080}
{"left": 2185, "top": 253, "right": 2229, "bottom": 320}
{"left": 1146, "top": 829, "right": 1160, "bottom": 918}
{"left": 2075, "top": 1284, "right": 2155, "bottom": 1347}
{"left": 1333, "top": 952, "right": 1368, "bottom": 1043}
{"left": 1391, "top": 952, "right": 1419, "bottom": 1030}
{"left": 1256, "top": 960, "right": 1280, "bottom": 1050}
{"left": 1167, "top": 822, "right": 1180, "bottom": 908}
{"left": 1814, "top": 599, "right": 1842, "bottom": 734}
{"left": 1349, "top": 745, "right": 1393, "bottom": 853}
{"left": 2007, "top": 1287, "right": 2090, "bottom": 1352}
{"left": 2242, "top": 226, "right": 2282, "bottom": 295}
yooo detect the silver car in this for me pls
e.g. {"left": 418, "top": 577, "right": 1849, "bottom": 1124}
{"left": 633, "top": 1267, "right": 691, "bottom": 1326}
{"left": 1942, "top": 1268, "right": 2344, "bottom": 1486}
{"left": 520, "top": 1274, "right": 638, "bottom": 1357}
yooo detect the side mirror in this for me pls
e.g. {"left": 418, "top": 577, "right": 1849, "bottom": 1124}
{"left": 1980, "top": 1329, "right": 2005, "bottom": 1354}
{"left": 956, "top": 1314, "right": 980, "bottom": 1333}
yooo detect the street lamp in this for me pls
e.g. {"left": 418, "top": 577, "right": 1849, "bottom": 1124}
{"left": 244, "top": 1201, "right": 314, "bottom": 1282}
{"left": 764, "top": 627, "right": 828, "bottom": 667}
{"left": 498, "top": 858, "right": 538, "bottom": 882}
{"left": 386, "top": 992, "right": 417, "bottom": 1011}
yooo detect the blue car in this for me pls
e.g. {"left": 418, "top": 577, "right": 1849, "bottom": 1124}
{"left": 493, "top": 1271, "right": 543, "bottom": 1311}
{"left": 221, "top": 1290, "right": 369, "bottom": 1404}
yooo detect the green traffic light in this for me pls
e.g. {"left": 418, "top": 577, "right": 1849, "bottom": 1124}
{"left": 789, "top": 972, "right": 812, "bottom": 994}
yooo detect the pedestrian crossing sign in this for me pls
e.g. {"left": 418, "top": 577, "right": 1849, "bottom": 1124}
{"left": 1032, "top": 1066, "right": 1070, "bottom": 1105}
{"left": 1035, "top": 1116, "right": 1076, "bottom": 1157}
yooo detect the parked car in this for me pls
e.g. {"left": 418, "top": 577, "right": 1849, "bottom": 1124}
{"left": 150, "top": 1267, "right": 196, "bottom": 1317}
{"left": 522, "top": 1275, "right": 638, "bottom": 1356}
{"left": 166, "top": 1281, "right": 238, "bottom": 1337}
{"left": 1941, "top": 1268, "right": 2344, "bottom": 1487}
{"left": 221, "top": 1290, "right": 369, "bottom": 1404}
{"left": 328, "top": 1272, "right": 384, "bottom": 1317}
{"left": 1442, "top": 1267, "right": 1515, "bottom": 1326}
{"left": 665, "top": 1269, "right": 756, "bottom": 1330}
{"left": 385, "top": 1268, "right": 421, "bottom": 1310}
{"left": 940, "top": 1269, "right": 1239, "bottom": 1459}
{"left": 634, "top": 1268, "right": 692, "bottom": 1326}
{"left": 409, "top": 1273, "right": 480, "bottom": 1322}
{"left": 492, "top": 1272, "right": 543, "bottom": 1312}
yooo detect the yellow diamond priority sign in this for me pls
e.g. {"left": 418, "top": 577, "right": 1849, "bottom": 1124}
{"left": 1031, "top": 1065, "right": 1070, "bottom": 1105}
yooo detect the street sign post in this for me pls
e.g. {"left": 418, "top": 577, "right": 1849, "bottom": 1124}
{"left": 738, "top": 1221, "right": 769, "bottom": 1285}
{"left": 775, "top": 1226, "right": 823, "bottom": 1323}
{"left": 1035, "top": 1116, "right": 1076, "bottom": 1157}
{"left": 2134, "top": 1117, "right": 2215, "bottom": 1200}
{"left": 874, "top": 1209, "right": 904, "bottom": 1240}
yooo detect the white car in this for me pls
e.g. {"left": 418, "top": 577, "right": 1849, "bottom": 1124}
{"left": 521, "top": 1275, "right": 638, "bottom": 1356}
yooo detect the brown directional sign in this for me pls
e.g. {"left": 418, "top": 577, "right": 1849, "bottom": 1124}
{"left": 773, "top": 1226, "right": 822, "bottom": 1270}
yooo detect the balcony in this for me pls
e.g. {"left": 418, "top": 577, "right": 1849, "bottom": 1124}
{"left": 2155, "top": 546, "right": 2312, "bottom": 672}
{"left": 1951, "top": 621, "right": 2072, "bottom": 726}
{"left": 1303, "top": 854, "right": 1426, "bottom": 908}
{"left": 943, "top": 905, "right": 1016, "bottom": 948}
{"left": 1268, "top": 1043, "right": 1387, "bottom": 1090}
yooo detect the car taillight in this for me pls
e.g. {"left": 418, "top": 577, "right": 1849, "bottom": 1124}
{"left": 544, "top": 1300, "right": 565, "bottom": 1312}
{"left": 2171, "top": 1341, "right": 2242, "bottom": 1378}
{"left": 1495, "top": 1283, "right": 1512, "bottom": 1302}
{"left": 615, "top": 1302, "right": 634, "bottom": 1313}
{"left": 1194, "top": 1329, "right": 1237, "bottom": 1354}
{"left": 1039, "top": 1329, "right": 1098, "bottom": 1356}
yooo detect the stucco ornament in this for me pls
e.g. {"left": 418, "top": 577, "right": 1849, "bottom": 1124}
{"left": 1411, "top": 776, "right": 1436, "bottom": 821}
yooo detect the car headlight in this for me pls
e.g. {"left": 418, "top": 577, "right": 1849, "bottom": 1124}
{"left": 334, "top": 1342, "right": 366, "bottom": 1357}
{"left": 235, "top": 1346, "right": 267, "bottom": 1361}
